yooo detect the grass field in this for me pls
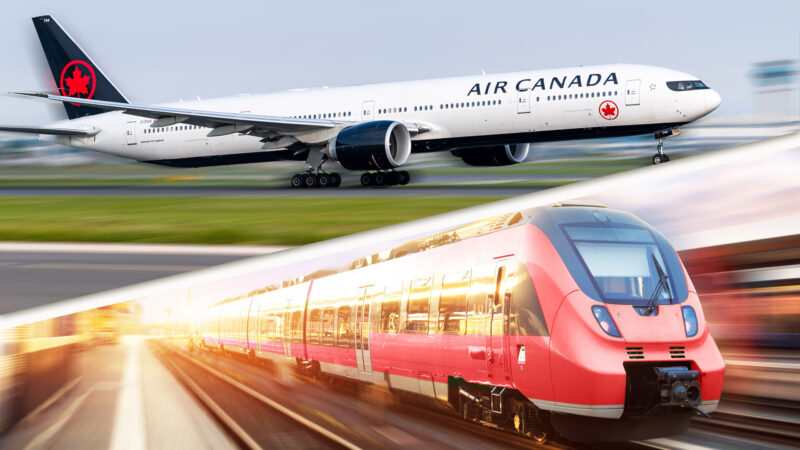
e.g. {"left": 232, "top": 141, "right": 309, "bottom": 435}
{"left": 0, "top": 196, "right": 502, "bottom": 245}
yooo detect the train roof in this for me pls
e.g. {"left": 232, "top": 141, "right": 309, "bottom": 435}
{"left": 213, "top": 201, "right": 656, "bottom": 307}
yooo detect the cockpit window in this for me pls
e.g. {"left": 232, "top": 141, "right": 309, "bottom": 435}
{"left": 562, "top": 224, "right": 676, "bottom": 304}
{"left": 666, "top": 80, "right": 709, "bottom": 91}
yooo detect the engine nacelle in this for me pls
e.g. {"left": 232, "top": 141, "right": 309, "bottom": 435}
{"left": 454, "top": 143, "right": 530, "bottom": 166}
{"left": 327, "top": 121, "right": 411, "bottom": 170}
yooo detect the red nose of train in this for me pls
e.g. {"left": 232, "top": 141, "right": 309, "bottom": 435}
{"left": 547, "top": 289, "right": 725, "bottom": 417}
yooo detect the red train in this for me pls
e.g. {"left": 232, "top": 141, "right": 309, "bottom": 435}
{"left": 198, "top": 202, "right": 725, "bottom": 442}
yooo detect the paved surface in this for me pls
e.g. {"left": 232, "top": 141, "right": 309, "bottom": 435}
{"left": 0, "top": 185, "right": 542, "bottom": 197}
{"left": 0, "top": 245, "right": 280, "bottom": 314}
{"left": 0, "top": 337, "right": 236, "bottom": 449}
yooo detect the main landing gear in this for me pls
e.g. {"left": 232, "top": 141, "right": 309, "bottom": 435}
{"left": 360, "top": 170, "right": 410, "bottom": 187}
{"left": 652, "top": 139, "right": 670, "bottom": 165}
{"left": 290, "top": 172, "right": 342, "bottom": 189}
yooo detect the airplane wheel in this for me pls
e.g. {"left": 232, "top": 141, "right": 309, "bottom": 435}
{"left": 373, "top": 172, "right": 386, "bottom": 186}
{"left": 360, "top": 173, "right": 372, "bottom": 187}
{"left": 317, "top": 174, "right": 331, "bottom": 188}
{"left": 662, "top": 154, "right": 670, "bottom": 162}
{"left": 387, "top": 172, "right": 399, "bottom": 186}
{"left": 652, "top": 154, "right": 665, "bottom": 165}
{"left": 331, "top": 173, "right": 342, "bottom": 187}
{"left": 291, "top": 174, "right": 303, "bottom": 188}
{"left": 398, "top": 170, "right": 410, "bottom": 185}
{"left": 303, "top": 173, "right": 317, "bottom": 188}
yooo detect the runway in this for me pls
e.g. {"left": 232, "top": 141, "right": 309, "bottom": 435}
{"left": 0, "top": 185, "right": 541, "bottom": 197}
{"left": 0, "top": 243, "right": 282, "bottom": 314}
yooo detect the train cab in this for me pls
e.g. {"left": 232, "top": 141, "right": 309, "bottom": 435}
{"left": 512, "top": 204, "right": 726, "bottom": 441}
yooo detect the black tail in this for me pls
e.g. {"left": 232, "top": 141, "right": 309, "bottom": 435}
{"left": 32, "top": 15, "right": 128, "bottom": 119}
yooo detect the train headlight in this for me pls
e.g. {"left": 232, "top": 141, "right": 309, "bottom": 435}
{"left": 682, "top": 306, "right": 698, "bottom": 337}
{"left": 591, "top": 305, "right": 621, "bottom": 338}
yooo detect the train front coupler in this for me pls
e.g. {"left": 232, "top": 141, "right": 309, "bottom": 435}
{"left": 654, "top": 367, "right": 709, "bottom": 418}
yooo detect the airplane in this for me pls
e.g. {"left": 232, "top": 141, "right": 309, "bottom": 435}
{"left": 1, "top": 15, "right": 721, "bottom": 188}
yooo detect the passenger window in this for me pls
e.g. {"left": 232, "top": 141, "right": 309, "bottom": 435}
{"left": 439, "top": 270, "right": 470, "bottom": 334}
{"left": 308, "top": 308, "right": 321, "bottom": 344}
{"left": 291, "top": 310, "right": 302, "bottom": 342}
{"left": 407, "top": 277, "right": 432, "bottom": 333}
{"left": 381, "top": 282, "right": 402, "bottom": 333}
{"left": 336, "top": 305, "right": 353, "bottom": 348}
{"left": 322, "top": 307, "right": 335, "bottom": 346}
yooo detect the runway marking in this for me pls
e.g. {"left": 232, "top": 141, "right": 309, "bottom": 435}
{"left": 110, "top": 336, "right": 147, "bottom": 450}
{"left": 19, "top": 263, "right": 205, "bottom": 272}
{"left": 23, "top": 388, "right": 92, "bottom": 450}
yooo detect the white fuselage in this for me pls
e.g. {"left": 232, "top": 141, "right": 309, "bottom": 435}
{"left": 47, "top": 64, "right": 720, "bottom": 166}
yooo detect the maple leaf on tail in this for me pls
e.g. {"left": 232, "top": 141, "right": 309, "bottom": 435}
{"left": 601, "top": 103, "right": 616, "bottom": 117}
{"left": 65, "top": 66, "right": 90, "bottom": 96}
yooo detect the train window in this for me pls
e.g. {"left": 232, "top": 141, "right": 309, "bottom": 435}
{"left": 291, "top": 310, "right": 302, "bottom": 342}
{"left": 407, "top": 277, "right": 432, "bottom": 333}
{"left": 361, "top": 301, "right": 370, "bottom": 350}
{"left": 563, "top": 224, "right": 674, "bottom": 303}
{"left": 439, "top": 270, "right": 471, "bottom": 334}
{"left": 322, "top": 307, "right": 335, "bottom": 346}
{"left": 494, "top": 267, "right": 506, "bottom": 310}
{"left": 336, "top": 305, "right": 353, "bottom": 348}
{"left": 381, "top": 282, "right": 402, "bottom": 333}
{"left": 308, "top": 308, "right": 321, "bottom": 344}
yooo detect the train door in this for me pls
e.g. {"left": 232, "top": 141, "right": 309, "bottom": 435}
{"left": 355, "top": 287, "right": 373, "bottom": 374}
{"left": 361, "top": 101, "right": 375, "bottom": 121}
{"left": 486, "top": 261, "right": 511, "bottom": 382}
{"left": 125, "top": 121, "right": 137, "bottom": 145}
{"left": 626, "top": 79, "right": 641, "bottom": 106}
{"left": 283, "top": 301, "right": 292, "bottom": 358}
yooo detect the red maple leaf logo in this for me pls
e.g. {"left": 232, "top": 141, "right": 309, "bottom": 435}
{"left": 64, "top": 66, "right": 90, "bottom": 97}
{"left": 601, "top": 103, "right": 616, "bottom": 117}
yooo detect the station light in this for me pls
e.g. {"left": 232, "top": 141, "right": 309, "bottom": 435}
{"left": 591, "top": 305, "right": 621, "bottom": 338}
{"left": 682, "top": 306, "right": 699, "bottom": 337}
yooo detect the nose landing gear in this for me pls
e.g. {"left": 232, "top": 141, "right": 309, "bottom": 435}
{"left": 652, "top": 139, "right": 670, "bottom": 165}
{"left": 652, "top": 127, "right": 680, "bottom": 165}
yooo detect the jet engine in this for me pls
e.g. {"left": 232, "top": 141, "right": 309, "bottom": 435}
{"left": 327, "top": 121, "right": 411, "bottom": 170}
{"left": 453, "top": 143, "right": 530, "bottom": 166}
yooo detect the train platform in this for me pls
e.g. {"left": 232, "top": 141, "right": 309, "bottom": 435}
{"left": 0, "top": 336, "right": 235, "bottom": 449}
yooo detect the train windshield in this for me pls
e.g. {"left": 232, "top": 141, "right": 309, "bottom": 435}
{"left": 563, "top": 224, "right": 675, "bottom": 303}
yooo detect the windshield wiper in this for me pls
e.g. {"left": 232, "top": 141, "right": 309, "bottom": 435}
{"left": 644, "top": 254, "right": 672, "bottom": 316}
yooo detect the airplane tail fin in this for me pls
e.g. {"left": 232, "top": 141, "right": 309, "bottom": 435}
{"left": 32, "top": 15, "right": 128, "bottom": 120}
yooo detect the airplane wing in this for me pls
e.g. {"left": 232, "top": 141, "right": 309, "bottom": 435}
{"left": 13, "top": 92, "right": 341, "bottom": 137}
{"left": 0, "top": 125, "right": 98, "bottom": 136}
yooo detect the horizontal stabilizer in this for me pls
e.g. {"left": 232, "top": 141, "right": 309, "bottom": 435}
{"left": 0, "top": 125, "right": 98, "bottom": 136}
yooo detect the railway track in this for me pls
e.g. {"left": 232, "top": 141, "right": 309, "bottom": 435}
{"left": 689, "top": 401, "right": 800, "bottom": 448}
{"left": 150, "top": 340, "right": 660, "bottom": 449}
{"left": 149, "top": 341, "right": 359, "bottom": 450}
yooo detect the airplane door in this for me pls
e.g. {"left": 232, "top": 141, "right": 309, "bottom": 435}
{"left": 516, "top": 91, "right": 530, "bottom": 114}
{"left": 362, "top": 101, "right": 375, "bottom": 121}
{"left": 625, "top": 80, "right": 641, "bottom": 106}
{"left": 125, "top": 121, "right": 137, "bottom": 145}
{"left": 355, "top": 287, "right": 373, "bottom": 374}
{"left": 486, "top": 261, "right": 511, "bottom": 381}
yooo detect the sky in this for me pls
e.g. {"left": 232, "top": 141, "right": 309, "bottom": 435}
{"left": 1, "top": 0, "right": 799, "bottom": 124}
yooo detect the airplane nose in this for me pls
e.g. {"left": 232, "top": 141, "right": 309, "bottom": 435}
{"left": 705, "top": 90, "right": 721, "bottom": 111}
